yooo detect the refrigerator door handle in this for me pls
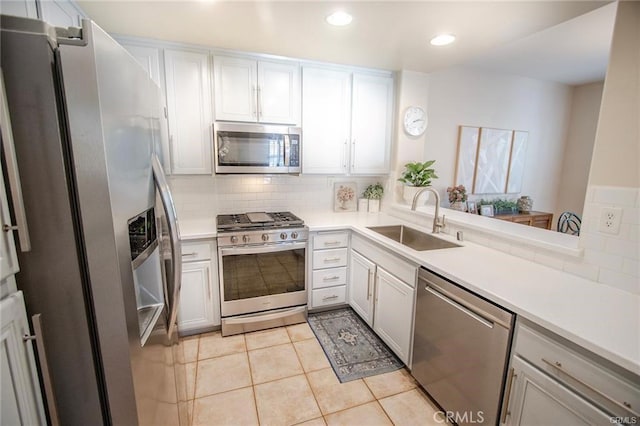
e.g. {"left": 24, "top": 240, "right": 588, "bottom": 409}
{"left": 0, "top": 69, "right": 31, "bottom": 252}
{"left": 152, "top": 155, "right": 182, "bottom": 338}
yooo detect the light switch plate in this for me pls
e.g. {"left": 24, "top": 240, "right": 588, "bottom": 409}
{"left": 598, "top": 207, "right": 622, "bottom": 234}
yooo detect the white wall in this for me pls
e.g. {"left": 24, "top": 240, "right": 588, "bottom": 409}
{"left": 391, "top": 70, "right": 430, "bottom": 203}
{"left": 555, "top": 82, "right": 603, "bottom": 219}
{"left": 588, "top": 1, "right": 639, "bottom": 188}
{"left": 423, "top": 66, "right": 573, "bottom": 213}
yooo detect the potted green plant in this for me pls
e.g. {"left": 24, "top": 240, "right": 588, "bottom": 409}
{"left": 398, "top": 160, "right": 438, "bottom": 204}
{"left": 363, "top": 183, "right": 384, "bottom": 213}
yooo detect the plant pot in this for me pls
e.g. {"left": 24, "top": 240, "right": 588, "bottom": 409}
{"left": 368, "top": 199, "right": 380, "bottom": 213}
{"left": 403, "top": 186, "right": 429, "bottom": 205}
{"left": 450, "top": 201, "right": 467, "bottom": 212}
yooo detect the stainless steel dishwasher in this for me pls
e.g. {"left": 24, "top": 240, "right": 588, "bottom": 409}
{"left": 412, "top": 268, "right": 514, "bottom": 425}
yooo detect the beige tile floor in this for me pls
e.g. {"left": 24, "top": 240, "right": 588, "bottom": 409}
{"left": 182, "top": 322, "right": 448, "bottom": 426}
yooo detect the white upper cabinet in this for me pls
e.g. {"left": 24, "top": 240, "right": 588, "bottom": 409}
{"left": 214, "top": 56, "right": 256, "bottom": 122}
{"left": 302, "top": 67, "right": 393, "bottom": 175}
{"left": 302, "top": 67, "right": 352, "bottom": 174}
{"left": 39, "top": 0, "right": 85, "bottom": 27}
{"left": 350, "top": 73, "right": 393, "bottom": 175}
{"left": 164, "top": 49, "right": 213, "bottom": 175}
{"left": 1, "top": 0, "right": 38, "bottom": 19}
{"left": 214, "top": 55, "right": 300, "bottom": 125}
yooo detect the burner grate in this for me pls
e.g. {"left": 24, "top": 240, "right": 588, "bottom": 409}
{"left": 217, "top": 211, "right": 303, "bottom": 231}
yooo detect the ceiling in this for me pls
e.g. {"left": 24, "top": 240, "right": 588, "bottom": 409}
{"left": 78, "top": 1, "right": 614, "bottom": 85}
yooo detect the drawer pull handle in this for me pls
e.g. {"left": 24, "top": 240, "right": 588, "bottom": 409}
{"left": 323, "top": 257, "right": 341, "bottom": 262}
{"left": 323, "top": 276, "right": 340, "bottom": 281}
{"left": 182, "top": 252, "right": 198, "bottom": 257}
{"left": 542, "top": 358, "right": 639, "bottom": 417}
{"left": 322, "top": 295, "right": 339, "bottom": 301}
{"left": 500, "top": 367, "right": 517, "bottom": 424}
{"left": 323, "top": 241, "right": 341, "bottom": 246}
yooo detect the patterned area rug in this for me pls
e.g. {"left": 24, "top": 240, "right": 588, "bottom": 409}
{"left": 308, "top": 308, "right": 403, "bottom": 382}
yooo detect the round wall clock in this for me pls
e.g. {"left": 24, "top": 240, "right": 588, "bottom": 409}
{"left": 403, "top": 106, "right": 428, "bottom": 136}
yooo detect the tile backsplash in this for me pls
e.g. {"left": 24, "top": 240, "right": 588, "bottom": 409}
{"left": 168, "top": 175, "right": 384, "bottom": 217}
{"left": 171, "top": 176, "right": 639, "bottom": 295}
{"left": 578, "top": 185, "right": 639, "bottom": 294}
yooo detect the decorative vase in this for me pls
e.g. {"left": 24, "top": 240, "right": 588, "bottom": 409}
{"left": 517, "top": 196, "right": 533, "bottom": 212}
{"left": 403, "top": 186, "right": 429, "bottom": 205}
{"left": 368, "top": 199, "right": 380, "bottom": 213}
{"left": 450, "top": 201, "right": 467, "bottom": 212}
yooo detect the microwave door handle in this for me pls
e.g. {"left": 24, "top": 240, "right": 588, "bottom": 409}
{"left": 152, "top": 155, "right": 182, "bottom": 338}
{"left": 284, "top": 135, "right": 291, "bottom": 167}
{"left": 0, "top": 69, "right": 31, "bottom": 252}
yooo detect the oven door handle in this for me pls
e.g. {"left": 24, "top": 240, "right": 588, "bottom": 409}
{"left": 220, "top": 241, "right": 306, "bottom": 256}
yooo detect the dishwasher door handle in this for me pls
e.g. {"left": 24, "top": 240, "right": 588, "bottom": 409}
{"left": 425, "top": 285, "right": 494, "bottom": 329}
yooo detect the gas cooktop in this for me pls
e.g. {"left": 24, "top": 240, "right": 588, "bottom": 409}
{"left": 217, "top": 211, "right": 304, "bottom": 231}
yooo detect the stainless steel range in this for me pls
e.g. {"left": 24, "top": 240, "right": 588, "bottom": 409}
{"left": 217, "top": 211, "right": 308, "bottom": 336}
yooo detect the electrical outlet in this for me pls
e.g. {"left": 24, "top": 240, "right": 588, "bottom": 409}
{"left": 598, "top": 207, "right": 622, "bottom": 234}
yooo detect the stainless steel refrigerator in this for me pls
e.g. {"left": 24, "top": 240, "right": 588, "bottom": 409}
{"left": 0, "top": 15, "right": 186, "bottom": 425}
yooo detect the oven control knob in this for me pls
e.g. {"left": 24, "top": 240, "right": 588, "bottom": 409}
{"left": 243, "top": 235, "right": 250, "bottom": 243}
{"left": 262, "top": 234, "right": 269, "bottom": 242}
{"left": 230, "top": 236, "right": 238, "bottom": 244}
{"left": 291, "top": 231, "right": 298, "bottom": 239}
{"left": 280, "top": 232, "right": 287, "bottom": 240}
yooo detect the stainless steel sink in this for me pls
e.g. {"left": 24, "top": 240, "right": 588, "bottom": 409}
{"left": 367, "top": 225, "right": 461, "bottom": 251}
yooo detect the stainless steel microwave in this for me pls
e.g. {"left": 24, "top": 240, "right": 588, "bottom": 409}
{"left": 213, "top": 122, "right": 301, "bottom": 174}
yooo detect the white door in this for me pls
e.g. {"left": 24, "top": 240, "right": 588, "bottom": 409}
{"left": 350, "top": 73, "right": 393, "bottom": 175}
{"left": 506, "top": 356, "right": 613, "bottom": 426}
{"left": 39, "top": 0, "right": 84, "bottom": 27}
{"left": 120, "top": 44, "right": 162, "bottom": 87}
{"left": 302, "top": 67, "right": 351, "bottom": 174}
{"left": 1, "top": 292, "right": 45, "bottom": 426}
{"left": 213, "top": 56, "right": 257, "bottom": 123}
{"left": 177, "top": 261, "right": 215, "bottom": 333}
{"left": 257, "top": 60, "right": 300, "bottom": 124}
{"left": 164, "top": 49, "right": 213, "bottom": 174}
{"left": 348, "top": 250, "right": 375, "bottom": 326}
{"left": 373, "top": 267, "right": 414, "bottom": 365}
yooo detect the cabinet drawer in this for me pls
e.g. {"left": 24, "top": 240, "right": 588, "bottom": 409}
{"left": 312, "top": 286, "right": 346, "bottom": 308}
{"left": 514, "top": 322, "right": 640, "bottom": 418}
{"left": 312, "top": 267, "right": 347, "bottom": 289}
{"left": 313, "top": 248, "right": 348, "bottom": 269}
{"left": 181, "top": 242, "right": 212, "bottom": 262}
{"left": 313, "top": 232, "right": 349, "bottom": 250}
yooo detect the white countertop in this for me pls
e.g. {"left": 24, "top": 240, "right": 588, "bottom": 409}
{"left": 180, "top": 211, "right": 640, "bottom": 376}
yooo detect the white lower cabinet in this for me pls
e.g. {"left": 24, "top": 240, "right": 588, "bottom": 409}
{"left": 502, "top": 320, "right": 640, "bottom": 425}
{"left": 177, "top": 240, "right": 220, "bottom": 335}
{"left": 372, "top": 268, "right": 414, "bottom": 364}
{"left": 0, "top": 292, "right": 45, "bottom": 426}
{"left": 309, "top": 231, "right": 350, "bottom": 309}
{"left": 348, "top": 234, "right": 418, "bottom": 365}
{"left": 506, "top": 356, "right": 613, "bottom": 425}
{"left": 348, "top": 250, "right": 375, "bottom": 324}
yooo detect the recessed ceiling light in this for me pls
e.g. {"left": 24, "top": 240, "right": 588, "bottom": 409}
{"left": 430, "top": 34, "right": 456, "bottom": 46}
{"left": 326, "top": 11, "right": 353, "bottom": 26}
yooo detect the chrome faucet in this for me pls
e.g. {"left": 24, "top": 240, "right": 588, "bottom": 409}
{"left": 410, "top": 187, "right": 445, "bottom": 233}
